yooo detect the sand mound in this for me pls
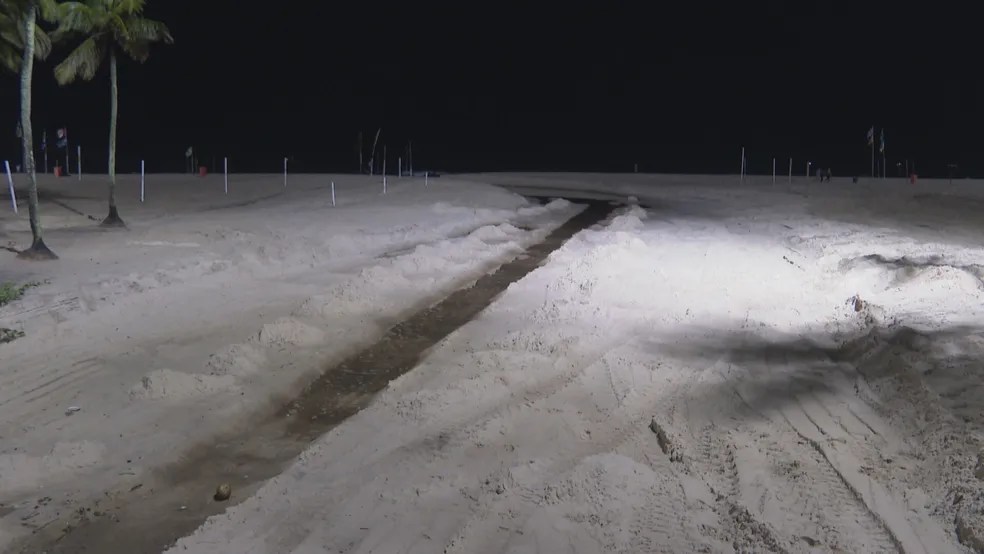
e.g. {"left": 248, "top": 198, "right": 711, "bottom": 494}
{"left": 470, "top": 223, "right": 521, "bottom": 243}
{"left": 841, "top": 254, "right": 984, "bottom": 293}
{"left": 253, "top": 317, "right": 325, "bottom": 347}
{"left": 206, "top": 342, "right": 269, "bottom": 377}
{"left": 129, "top": 368, "right": 238, "bottom": 401}
{"left": 606, "top": 206, "right": 648, "bottom": 231}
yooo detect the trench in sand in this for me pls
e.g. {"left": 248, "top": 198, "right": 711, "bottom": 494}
{"left": 11, "top": 196, "right": 617, "bottom": 554}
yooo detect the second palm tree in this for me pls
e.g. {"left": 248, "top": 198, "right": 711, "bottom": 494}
{"left": 53, "top": 0, "right": 172, "bottom": 227}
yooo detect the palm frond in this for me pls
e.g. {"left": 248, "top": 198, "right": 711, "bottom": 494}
{"left": 32, "top": 24, "right": 51, "bottom": 59}
{"left": 0, "top": 3, "right": 24, "bottom": 72}
{"left": 118, "top": 36, "right": 146, "bottom": 60}
{"left": 116, "top": 15, "right": 170, "bottom": 61}
{"left": 53, "top": 34, "right": 105, "bottom": 84}
{"left": 107, "top": 11, "right": 127, "bottom": 39}
{"left": 0, "top": 5, "right": 52, "bottom": 66}
{"left": 52, "top": 0, "right": 171, "bottom": 79}
{"left": 53, "top": 2, "right": 102, "bottom": 34}
{"left": 115, "top": 0, "right": 146, "bottom": 16}
{"left": 0, "top": 44, "right": 19, "bottom": 73}
{"left": 37, "top": 0, "right": 63, "bottom": 23}
{"left": 125, "top": 16, "right": 170, "bottom": 43}
{"left": 0, "top": 11, "right": 19, "bottom": 45}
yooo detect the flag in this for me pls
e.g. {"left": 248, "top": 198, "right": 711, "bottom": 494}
{"left": 56, "top": 128, "right": 68, "bottom": 149}
{"left": 866, "top": 126, "right": 874, "bottom": 146}
{"left": 879, "top": 129, "right": 885, "bottom": 153}
{"left": 41, "top": 130, "right": 47, "bottom": 152}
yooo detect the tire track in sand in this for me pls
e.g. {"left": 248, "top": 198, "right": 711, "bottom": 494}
{"left": 754, "top": 346, "right": 959, "bottom": 553}
{"left": 652, "top": 338, "right": 900, "bottom": 552}
{"left": 441, "top": 346, "right": 714, "bottom": 554}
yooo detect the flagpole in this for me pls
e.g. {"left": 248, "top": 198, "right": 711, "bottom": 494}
{"left": 739, "top": 146, "right": 745, "bottom": 183}
{"left": 870, "top": 124, "right": 874, "bottom": 178}
{"left": 43, "top": 132, "right": 48, "bottom": 174}
{"left": 881, "top": 129, "right": 886, "bottom": 180}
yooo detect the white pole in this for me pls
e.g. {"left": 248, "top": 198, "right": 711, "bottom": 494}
{"left": 224, "top": 157, "right": 228, "bottom": 194}
{"left": 140, "top": 160, "right": 145, "bottom": 202}
{"left": 398, "top": 157, "right": 402, "bottom": 178}
{"left": 871, "top": 124, "right": 875, "bottom": 178}
{"left": 806, "top": 161, "right": 811, "bottom": 179}
{"left": 425, "top": 173, "right": 428, "bottom": 187}
{"left": 4, "top": 161, "right": 17, "bottom": 213}
{"left": 740, "top": 147, "right": 745, "bottom": 182}
{"left": 331, "top": 181, "right": 336, "bottom": 206}
{"left": 383, "top": 155, "right": 387, "bottom": 194}
{"left": 772, "top": 157, "right": 776, "bottom": 185}
{"left": 409, "top": 141, "right": 413, "bottom": 176}
{"left": 283, "top": 157, "right": 288, "bottom": 188}
{"left": 788, "top": 157, "right": 792, "bottom": 184}
{"left": 77, "top": 145, "right": 82, "bottom": 180}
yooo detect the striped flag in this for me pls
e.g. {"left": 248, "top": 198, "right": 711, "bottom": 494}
{"left": 879, "top": 129, "right": 885, "bottom": 153}
{"left": 866, "top": 126, "right": 875, "bottom": 146}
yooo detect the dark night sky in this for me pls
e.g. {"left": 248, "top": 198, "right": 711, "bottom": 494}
{"left": 0, "top": 2, "right": 978, "bottom": 176}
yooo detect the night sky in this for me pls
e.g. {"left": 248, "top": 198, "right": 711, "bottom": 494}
{"left": 0, "top": 2, "right": 978, "bottom": 177}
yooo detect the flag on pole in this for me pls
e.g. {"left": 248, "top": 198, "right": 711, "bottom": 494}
{"left": 866, "top": 126, "right": 874, "bottom": 146}
{"left": 56, "top": 128, "right": 68, "bottom": 149}
{"left": 41, "top": 130, "right": 47, "bottom": 152}
{"left": 879, "top": 129, "right": 885, "bottom": 153}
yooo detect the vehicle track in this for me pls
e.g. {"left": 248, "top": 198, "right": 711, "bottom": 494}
{"left": 7, "top": 199, "right": 616, "bottom": 554}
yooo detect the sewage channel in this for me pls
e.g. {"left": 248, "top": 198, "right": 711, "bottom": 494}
{"left": 11, "top": 198, "right": 616, "bottom": 554}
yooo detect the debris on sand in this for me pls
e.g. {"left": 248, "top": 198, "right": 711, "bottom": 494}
{"left": 649, "top": 418, "right": 682, "bottom": 462}
{"left": 0, "top": 327, "right": 24, "bottom": 344}
{"left": 214, "top": 484, "right": 232, "bottom": 502}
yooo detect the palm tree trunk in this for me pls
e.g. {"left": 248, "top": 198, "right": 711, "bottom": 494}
{"left": 17, "top": 4, "right": 56, "bottom": 260}
{"left": 101, "top": 48, "right": 124, "bottom": 227}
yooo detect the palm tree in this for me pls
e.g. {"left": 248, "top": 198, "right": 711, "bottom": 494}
{"left": 1, "top": 0, "right": 57, "bottom": 259}
{"left": 53, "top": 0, "right": 172, "bottom": 228}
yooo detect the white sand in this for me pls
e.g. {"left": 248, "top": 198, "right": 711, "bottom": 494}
{"left": 169, "top": 173, "right": 984, "bottom": 553}
{"left": 5, "top": 171, "right": 984, "bottom": 552}
{"left": 0, "top": 173, "right": 578, "bottom": 546}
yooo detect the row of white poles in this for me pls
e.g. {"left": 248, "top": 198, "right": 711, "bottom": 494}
{"left": 741, "top": 148, "right": 806, "bottom": 184}
{"left": 4, "top": 153, "right": 434, "bottom": 212}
